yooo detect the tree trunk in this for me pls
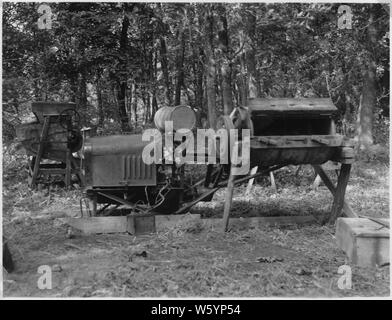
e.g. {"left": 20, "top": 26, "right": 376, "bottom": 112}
{"left": 133, "top": 83, "right": 138, "bottom": 125}
{"left": 195, "top": 50, "right": 204, "bottom": 112}
{"left": 174, "top": 30, "right": 186, "bottom": 105}
{"left": 357, "top": 61, "right": 376, "bottom": 148}
{"left": 96, "top": 79, "right": 104, "bottom": 128}
{"left": 152, "top": 93, "right": 158, "bottom": 121}
{"left": 117, "top": 80, "right": 129, "bottom": 132}
{"left": 357, "top": 12, "right": 377, "bottom": 149}
{"left": 77, "top": 71, "right": 87, "bottom": 114}
{"left": 237, "top": 53, "right": 248, "bottom": 107}
{"left": 151, "top": 49, "right": 158, "bottom": 121}
{"left": 160, "top": 37, "right": 172, "bottom": 105}
{"left": 117, "top": 14, "right": 131, "bottom": 132}
{"left": 245, "top": 10, "right": 260, "bottom": 99}
{"left": 205, "top": 9, "right": 217, "bottom": 128}
{"left": 218, "top": 5, "right": 234, "bottom": 115}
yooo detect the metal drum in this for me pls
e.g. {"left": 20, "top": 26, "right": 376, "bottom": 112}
{"left": 154, "top": 105, "right": 196, "bottom": 132}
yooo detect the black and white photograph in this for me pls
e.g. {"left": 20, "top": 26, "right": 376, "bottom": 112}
{"left": 1, "top": 1, "right": 390, "bottom": 300}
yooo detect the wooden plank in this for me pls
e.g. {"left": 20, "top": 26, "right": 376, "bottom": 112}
{"left": 203, "top": 215, "right": 315, "bottom": 229}
{"left": 245, "top": 166, "right": 258, "bottom": 195}
{"left": 312, "top": 165, "right": 357, "bottom": 218}
{"left": 127, "top": 214, "right": 156, "bottom": 235}
{"left": 67, "top": 216, "right": 127, "bottom": 234}
{"left": 155, "top": 213, "right": 201, "bottom": 232}
{"left": 31, "top": 116, "right": 50, "bottom": 187}
{"left": 336, "top": 218, "right": 389, "bottom": 267}
{"left": 312, "top": 174, "right": 322, "bottom": 190}
{"left": 68, "top": 214, "right": 201, "bottom": 234}
{"left": 65, "top": 149, "right": 71, "bottom": 189}
{"left": 330, "top": 164, "right": 352, "bottom": 223}
{"left": 248, "top": 98, "right": 337, "bottom": 114}
{"left": 270, "top": 171, "right": 277, "bottom": 192}
{"left": 222, "top": 167, "right": 235, "bottom": 232}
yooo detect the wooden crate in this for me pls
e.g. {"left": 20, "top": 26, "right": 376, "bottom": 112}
{"left": 336, "top": 218, "right": 389, "bottom": 267}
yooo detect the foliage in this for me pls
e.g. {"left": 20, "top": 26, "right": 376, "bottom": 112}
{"left": 2, "top": 3, "right": 389, "bottom": 144}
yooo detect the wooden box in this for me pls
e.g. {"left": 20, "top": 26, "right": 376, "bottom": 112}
{"left": 336, "top": 218, "right": 389, "bottom": 267}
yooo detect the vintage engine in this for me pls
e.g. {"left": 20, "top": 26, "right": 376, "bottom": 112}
{"left": 81, "top": 98, "right": 354, "bottom": 225}
{"left": 81, "top": 106, "right": 196, "bottom": 216}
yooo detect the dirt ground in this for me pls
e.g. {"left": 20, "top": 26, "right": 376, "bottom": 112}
{"left": 2, "top": 160, "right": 390, "bottom": 297}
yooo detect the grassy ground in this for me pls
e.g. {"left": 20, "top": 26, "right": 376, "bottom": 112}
{"left": 2, "top": 159, "right": 389, "bottom": 297}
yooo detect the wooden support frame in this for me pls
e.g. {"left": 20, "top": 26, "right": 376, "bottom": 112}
{"left": 245, "top": 166, "right": 258, "bottom": 195}
{"left": 329, "top": 163, "right": 352, "bottom": 223}
{"left": 30, "top": 116, "right": 51, "bottom": 187}
{"left": 222, "top": 166, "right": 236, "bottom": 232}
{"left": 221, "top": 162, "right": 355, "bottom": 232}
{"left": 313, "top": 164, "right": 358, "bottom": 218}
{"left": 89, "top": 193, "right": 98, "bottom": 216}
{"left": 65, "top": 149, "right": 72, "bottom": 189}
{"left": 269, "top": 171, "right": 277, "bottom": 192}
{"left": 221, "top": 164, "right": 285, "bottom": 232}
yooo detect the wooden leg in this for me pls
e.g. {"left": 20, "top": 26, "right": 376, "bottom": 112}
{"left": 27, "top": 156, "right": 35, "bottom": 187}
{"left": 295, "top": 165, "right": 302, "bottom": 177}
{"left": 313, "top": 165, "right": 357, "bottom": 218}
{"left": 65, "top": 149, "right": 71, "bottom": 189}
{"left": 270, "top": 171, "right": 277, "bottom": 192}
{"left": 245, "top": 166, "right": 258, "bottom": 195}
{"left": 312, "top": 174, "right": 322, "bottom": 190}
{"left": 31, "top": 117, "right": 50, "bottom": 187}
{"left": 329, "top": 164, "right": 352, "bottom": 223}
{"left": 89, "top": 193, "right": 97, "bottom": 217}
{"left": 222, "top": 167, "right": 235, "bottom": 232}
{"left": 71, "top": 156, "right": 85, "bottom": 187}
{"left": 204, "top": 164, "right": 214, "bottom": 187}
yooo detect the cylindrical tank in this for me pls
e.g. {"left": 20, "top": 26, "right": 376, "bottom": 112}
{"left": 154, "top": 105, "right": 196, "bottom": 132}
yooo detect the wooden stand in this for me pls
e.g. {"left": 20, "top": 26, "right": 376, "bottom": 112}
{"left": 29, "top": 115, "right": 81, "bottom": 189}
{"left": 221, "top": 161, "right": 356, "bottom": 232}
{"left": 329, "top": 163, "right": 352, "bottom": 223}
{"left": 312, "top": 164, "right": 357, "bottom": 222}
{"left": 245, "top": 166, "right": 277, "bottom": 195}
